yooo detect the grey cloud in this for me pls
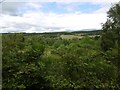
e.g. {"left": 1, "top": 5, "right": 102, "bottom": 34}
{"left": 1, "top": 22, "right": 67, "bottom": 33}
{"left": 1, "top": 2, "right": 26, "bottom": 15}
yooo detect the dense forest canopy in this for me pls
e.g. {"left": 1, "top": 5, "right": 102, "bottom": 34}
{"left": 2, "top": 2, "right": 120, "bottom": 90}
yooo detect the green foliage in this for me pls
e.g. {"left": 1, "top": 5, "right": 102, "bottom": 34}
{"left": 101, "top": 2, "right": 120, "bottom": 51}
{"left": 2, "top": 33, "right": 118, "bottom": 89}
{"left": 1, "top": 3, "right": 119, "bottom": 90}
{"left": 100, "top": 2, "right": 120, "bottom": 87}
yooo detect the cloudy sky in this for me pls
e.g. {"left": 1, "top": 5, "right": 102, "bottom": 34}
{"left": 0, "top": 0, "right": 119, "bottom": 33}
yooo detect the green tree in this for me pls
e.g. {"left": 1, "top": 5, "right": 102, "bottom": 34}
{"left": 101, "top": 2, "right": 120, "bottom": 88}
{"left": 101, "top": 2, "right": 120, "bottom": 51}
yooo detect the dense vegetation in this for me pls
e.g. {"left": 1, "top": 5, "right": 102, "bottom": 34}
{"left": 2, "top": 2, "right": 120, "bottom": 90}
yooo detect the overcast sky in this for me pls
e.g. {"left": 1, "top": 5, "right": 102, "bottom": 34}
{"left": 0, "top": 0, "right": 119, "bottom": 33}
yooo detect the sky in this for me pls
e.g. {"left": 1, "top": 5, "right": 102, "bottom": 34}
{"left": 0, "top": 0, "right": 119, "bottom": 33}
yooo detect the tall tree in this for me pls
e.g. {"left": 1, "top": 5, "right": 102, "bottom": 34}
{"left": 101, "top": 2, "right": 120, "bottom": 51}
{"left": 101, "top": 2, "right": 120, "bottom": 87}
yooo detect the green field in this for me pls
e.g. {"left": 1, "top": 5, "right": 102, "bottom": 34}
{"left": 60, "top": 34, "right": 100, "bottom": 39}
{"left": 60, "top": 35, "right": 83, "bottom": 39}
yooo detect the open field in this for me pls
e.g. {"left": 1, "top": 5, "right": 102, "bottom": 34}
{"left": 60, "top": 35, "right": 83, "bottom": 39}
{"left": 60, "top": 34, "right": 100, "bottom": 39}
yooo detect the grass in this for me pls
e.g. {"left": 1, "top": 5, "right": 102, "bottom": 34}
{"left": 60, "top": 35, "right": 83, "bottom": 39}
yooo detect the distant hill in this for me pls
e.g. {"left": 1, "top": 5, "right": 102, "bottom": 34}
{"left": 3, "top": 30, "right": 102, "bottom": 37}
{"left": 71, "top": 30, "right": 102, "bottom": 35}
